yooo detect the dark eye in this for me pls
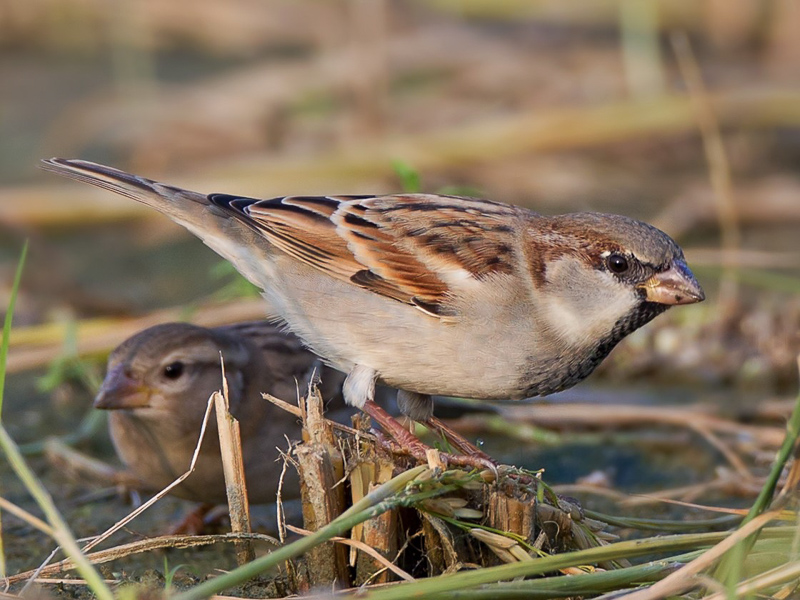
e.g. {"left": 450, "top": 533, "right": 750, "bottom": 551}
{"left": 606, "top": 253, "right": 629, "bottom": 274}
{"left": 163, "top": 361, "right": 184, "bottom": 380}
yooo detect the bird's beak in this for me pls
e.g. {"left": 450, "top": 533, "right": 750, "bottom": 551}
{"left": 639, "top": 259, "right": 705, "bottom": 306}
{"left": 94, "top": 364, "right": 151, "bottom": 409}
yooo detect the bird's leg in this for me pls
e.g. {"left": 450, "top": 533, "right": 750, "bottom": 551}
{"left": 345, "top": 367, "right": 496, "bottom": 469}
{"left": 360, "top": 399, "right": 433, "bottom": 460}
{"left": 169, "top": 503, "right": 216, "bottom": 535}
{"left": 363, "top": 398, "right": 496, "bottom": 470}
{"left": 397, "top": 390, "right": 497, "bottom": 465}
{"left": 344, "top": 365, "right": 433, "bottom": 460}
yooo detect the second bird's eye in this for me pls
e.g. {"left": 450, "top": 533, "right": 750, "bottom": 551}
{"left": 606, "top": 253, "right": 630, "bottom": 274}
{"left": 163, "top": 361, "right": 185, "bottom": 380}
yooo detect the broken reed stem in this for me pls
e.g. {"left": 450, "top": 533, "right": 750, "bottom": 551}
{"left": 214, "top": 354, "right": 254, "bottom": 565}
{"left": 264, "top": 391, "right": 370, "bottom": 439}
{"left": 350, "top": 458, "right": 398, "bottom": 585}
{"left": 296, "top": 382, "right": 349, "bottom": 586}
{"left": 171, "top": 465, "right": 429, "bottom": 600}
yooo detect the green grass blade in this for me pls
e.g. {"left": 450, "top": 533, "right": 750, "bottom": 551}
{"left": 0, "top": 240, "right": 28, "bottom": 417}
{"left": 351, "top": 527, "right": 793, "bottom": 600}
{"left": 0, "top": 241, "right": 113, "bottom": 599}
{"left": 718, "top": 364, "right": 800, "bottom": 589}
{"left": 392, "top": 160, "right": 422, "bottom": 192}
{"left": 0, "top": 240, "right": 28, "bottom": 578}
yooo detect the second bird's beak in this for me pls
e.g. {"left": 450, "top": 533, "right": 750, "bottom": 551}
{"left": 94, "top": 364, "right": 151, "bottom": 409}
{"left": 639, "top": 259, "right": 705, "bottom": 306}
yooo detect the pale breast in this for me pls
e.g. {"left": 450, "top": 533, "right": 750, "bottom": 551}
{"left": 256, "top": 257, "right": 544, "bottom": 400}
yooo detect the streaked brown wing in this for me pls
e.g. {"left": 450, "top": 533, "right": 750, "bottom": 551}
{"left": 211, "top": 193, "right": 522, "bottom": 317}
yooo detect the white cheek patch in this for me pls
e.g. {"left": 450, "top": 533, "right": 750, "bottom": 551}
{"left": 542, "top": 258, "right": 638, "bottom": 347}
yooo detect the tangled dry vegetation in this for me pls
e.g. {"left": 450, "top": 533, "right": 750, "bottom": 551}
{"left": 2, "top": 364, "right": 799, "bottom": 599}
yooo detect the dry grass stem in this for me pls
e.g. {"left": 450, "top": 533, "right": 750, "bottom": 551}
{"left": 0, "top": 497, "right": 53, "bottom": 537}
{"left": 685, "top": 422, "right": 753, "bottom": 480}
{"left": 616, "top": 473, "right": 763, "bottom": 507}
{"left": 285, "top": 524, "right": 414, "bottom": 582}
{"left": 775, "top": 454, "right": 800, "bottom": 505}
{"left": 5, "top": 532, "right": 279, "bottom": 585}
{"left": 704, "top": 560, "right": 800, "bottom": 600}
{"left": 79, "top": 394, "right": 217, "bottom": 554}
{"left": 464, "top": 403, "right": 786, "bottom": 449}
{"left": 42, "top": 438, "right": 127, "bottom": 485}
{"left": 671, "top": 32, "right": 741, "bottom": 312}
{"left": 6, "top": 298, "right": 267, "bottom": 374}
{"left": 0, "top": 422, "right": 113, "bottom": 599}
{"left": 18, "top": 578, "right": 120, "bottom": 586}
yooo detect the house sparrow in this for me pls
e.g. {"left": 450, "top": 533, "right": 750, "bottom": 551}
{"left": 44, "top": 159, "right": 704, "bottom": 463}
{"left": 96, "top": 320, "right": 346, "bottom": 504}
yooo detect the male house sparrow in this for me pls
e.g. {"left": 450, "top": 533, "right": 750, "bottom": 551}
{"left": 97, "top": 320, "right": 345, "bottom": 504}
{"left": 44, "top": 159, "right": 704, "bottom": 462}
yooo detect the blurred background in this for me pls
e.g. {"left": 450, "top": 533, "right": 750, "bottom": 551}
{"left": 1, "top": 0, "right": 800, "bottom": 564}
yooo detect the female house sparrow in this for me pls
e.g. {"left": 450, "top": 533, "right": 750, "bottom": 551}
{"left": 97, "top": 320, "right": 345, "bottom": 504}
{"left": 44, "top": 159, "right": 704, "bottom": 462}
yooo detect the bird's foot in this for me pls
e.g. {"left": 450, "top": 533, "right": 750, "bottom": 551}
{"left": 361, "top": 399, "right": 497, "bottom": 474}
{"left": 425, "top": 415, "right": 495, "bottom": 462}
{"left": 168, "top": 503, "right": 220, "bottom": 535}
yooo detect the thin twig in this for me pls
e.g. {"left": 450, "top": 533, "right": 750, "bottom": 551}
{"left": 80, "top": 393, "right": 217, "bottom": 554}
{"left": 285, "top": 524, "right": 414, "bottom": 582}
{"left": 686, "top": 421, "right": 753, "bottom": 480}
{"left": 5, "top": 532, "right": 280, "bottom": 585}
{"left": 0, "top": 497, "right": 54, "bottom": 537}
{"left": 263, "top": 392, "right": 373, "bottom": 439}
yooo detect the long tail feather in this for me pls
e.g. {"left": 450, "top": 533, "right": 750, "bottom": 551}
{"left": 40, "top": 158, "right": 215, "bottom": 226}
{"left": 41, "top": 158, "right": 276, "bottom": 291}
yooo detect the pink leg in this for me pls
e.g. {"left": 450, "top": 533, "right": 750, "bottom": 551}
{"left": 361, "top": 400, "right": 497, "bottom": 470}
{"left": 426, "top": 415, "right": 497, "bottom": 465}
